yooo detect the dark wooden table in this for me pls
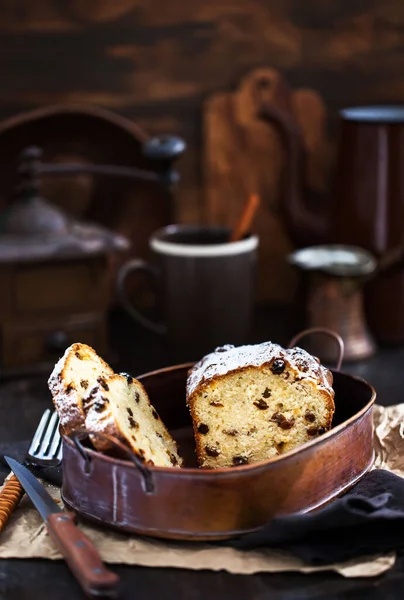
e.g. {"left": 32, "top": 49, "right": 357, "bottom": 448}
{"left": 1, "top": 305, "right": 404, "bottom": 600}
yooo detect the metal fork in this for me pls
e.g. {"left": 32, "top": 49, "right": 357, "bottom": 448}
{"left": 0, "top": 409, "right": 62, "bottom": 532}
{"left": 27, "top": 409, "right": 62, "bottom": 467}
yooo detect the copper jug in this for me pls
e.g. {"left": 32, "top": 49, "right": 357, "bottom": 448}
{"left": 257, "top": 98, "right": 404, "bottom": 343}
{"left": 287, "top": 244, "right": 404, "bottom": 362}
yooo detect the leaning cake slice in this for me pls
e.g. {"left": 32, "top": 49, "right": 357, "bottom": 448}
{"left": 84, "top": 373, "right": 183, "bottom": 467}
{"left": 48, "top": 343, "right": 114, "bottom": 435}
{"left": 186, "top": 342, "right": 335, "bottom": 468}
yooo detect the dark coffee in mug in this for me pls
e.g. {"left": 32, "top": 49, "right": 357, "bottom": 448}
{"left": 117, "top": 225, "right": 259, "bottom": 361}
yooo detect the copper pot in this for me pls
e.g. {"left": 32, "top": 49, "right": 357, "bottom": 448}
{"left": 61, "top": 352, "right": 375, "bottom": 541}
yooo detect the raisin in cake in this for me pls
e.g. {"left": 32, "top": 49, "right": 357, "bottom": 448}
{"left": 48, "top": 343, "right": 114, "bottom": 434}
{"left": 84, "top": 373, "right": 183, "bottom": 467}
{"left": 186, "top": 342, "right": 335, "bottom": 468}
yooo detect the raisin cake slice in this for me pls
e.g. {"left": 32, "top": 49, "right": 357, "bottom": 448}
{"left": 186, "top": 342, "right": 335, "bottom": 468}
{"left": 48, "top": 343, "right": 114, "bottom": 435}
{"left": 84, "top": 373, "right": 183, "bottom": 468}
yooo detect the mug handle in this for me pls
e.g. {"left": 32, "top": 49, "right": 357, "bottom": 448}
{"left": 116, "top": 259, "right": 167, "bottom": 335}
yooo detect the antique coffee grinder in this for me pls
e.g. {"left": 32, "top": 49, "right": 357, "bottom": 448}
{"left": 0, "top": 136, "right": 185, "bottom": 375}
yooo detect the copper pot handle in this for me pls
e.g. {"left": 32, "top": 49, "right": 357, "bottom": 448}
{"left": 287, "top": 327, "right": 344, "bottom": 371}
{"left": 67, "top": 430, "right": 155, "bottom": 493}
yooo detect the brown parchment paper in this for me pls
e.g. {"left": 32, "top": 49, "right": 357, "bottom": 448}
{"left": 0, "top": 403, "right": 403, "bottom": 578}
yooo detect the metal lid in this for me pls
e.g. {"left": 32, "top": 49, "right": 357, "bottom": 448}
{"left": 288, "top": 245, "right": 377, "bottom": 277}
{"left": 340, "top": 105, "right": 404, "bottom": 123}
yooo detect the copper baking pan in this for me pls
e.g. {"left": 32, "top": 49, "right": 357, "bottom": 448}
{"left": 61, "top": 329, "right": 376, "bottom": 541}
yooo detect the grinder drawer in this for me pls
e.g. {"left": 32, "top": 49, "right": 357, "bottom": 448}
{"left": 1, "top": 314, "right": 106, "bottom": 368}
{"left": 12, "top": 259, "right": 109, "bottom": 315}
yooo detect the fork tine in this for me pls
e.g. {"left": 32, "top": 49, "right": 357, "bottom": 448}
{"left": 38, "top": 411, "right": 59, "bottom": 457}
{"left": 56, "top": 439, "right": 63, "bottom": 462}
{"left": 49, "top": 423, "right": 61, "bottom": 458}
{"left": 28, "top": 409, "right": 52, "bottom": 456}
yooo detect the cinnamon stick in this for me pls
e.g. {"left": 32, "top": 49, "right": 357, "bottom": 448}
{"left": 229, "top": 193, "right": 260, "bottom": 242}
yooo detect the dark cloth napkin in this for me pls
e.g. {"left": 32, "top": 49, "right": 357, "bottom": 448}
{"left": 0, "top": 440, "right": 63, "bottom": 488}
{"left": 226, "top": 469, "right": 404, "bottom": 565}
{"left": 1, "top": 441, "right": 404, "bottom": 566}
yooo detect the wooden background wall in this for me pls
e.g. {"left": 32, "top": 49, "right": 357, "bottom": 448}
{"left": 1, "top": 0, "right": 404, "bottom": 300}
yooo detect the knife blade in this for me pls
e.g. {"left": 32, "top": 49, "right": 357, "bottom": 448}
{"left": 5, "top": 457, "right": 120, "bottom": 598}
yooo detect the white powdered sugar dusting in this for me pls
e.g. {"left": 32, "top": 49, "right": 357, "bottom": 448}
{"left": 84, "top": 384, "right": 116, "bottom": 436}
{"left": 53, "top": 394, "right": 85, "bottom": 430}
{"left": 47, "top": 344, "right": 74, "bottom": 395}
{"left": 47, "top": 342, "right": 114, "bottom": 433}
{"left": 47, "top": 344, "right": 86, "bottom": 430}
{"left": 186, "top": 341, "right": 333, "bottom": 398}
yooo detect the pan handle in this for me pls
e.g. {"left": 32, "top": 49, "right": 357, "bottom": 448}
{"left": 287, "top": 327, "right": 344, "bottom": 371}
{"left": 66, "top": 430, "right": 155, "bottom": 493}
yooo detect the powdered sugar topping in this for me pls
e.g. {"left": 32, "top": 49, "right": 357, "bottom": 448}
{"left": 47, "top": 344, "right": 86, "bottom": 430}
{"left": 47, "top": 343, "right": 113, "bottom": 433}
{"left": 47, "top": 344, "right": 75, "bottom": 395}
{"left": 84, "top": 384, "right": 116, "bottom": 436}
{"left": 187, "top": 341, "right": 333, "bottom": 397}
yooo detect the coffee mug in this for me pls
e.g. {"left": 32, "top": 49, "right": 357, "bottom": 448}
{"left": 117, "top": 224, "right": 259, "bottom": 360}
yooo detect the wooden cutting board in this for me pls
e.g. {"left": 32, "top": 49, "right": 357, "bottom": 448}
{"left": 203, "top": 67, "right": 332, "bottom": 303}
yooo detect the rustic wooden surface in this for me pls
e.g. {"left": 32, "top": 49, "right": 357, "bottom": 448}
{"left": 1, "top": 0, "right": 404, "bottom": 300}
{"left": 1, "top": 305, "right": 404, "bottom": 599}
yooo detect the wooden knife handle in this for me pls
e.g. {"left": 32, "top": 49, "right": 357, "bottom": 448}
{"left": 0, "top": 474, "right": 24, "bottom": 532}
{"left": 47, "top": 511, "right": 120, "bottom": 598}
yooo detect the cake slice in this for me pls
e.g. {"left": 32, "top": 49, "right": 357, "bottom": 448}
{"left": 186, "top": 342, "right": 335, "bottom": 468}
{"left": 48, "top": 343, "right": 114, "bottom": 435}
{"left": 84, "top": 373, "right": 183, "bottom": 467}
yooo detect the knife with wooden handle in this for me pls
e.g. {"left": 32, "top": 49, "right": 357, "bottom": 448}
{"left": 5, "top": 456, "right": 120, "bottom": 598}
